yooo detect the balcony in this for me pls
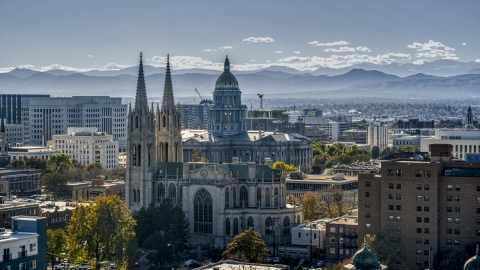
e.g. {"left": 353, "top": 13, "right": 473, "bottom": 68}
{"left": 3, "top": 253, "right": 12, "bottom": 261}
{"left": 18, "top": 250, "right": 27, "bottom": 258}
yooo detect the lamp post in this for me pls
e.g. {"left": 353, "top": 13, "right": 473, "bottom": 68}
{"left": 167, "top": 244, "right": 175, "bottom": 269}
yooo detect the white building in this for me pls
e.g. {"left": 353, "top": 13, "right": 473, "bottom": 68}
{"left": 9, "top": 146, "right": 61, "bottom": 161}
{"left": 48, "top": 127, "right": 119, "bottom": 170}
{"left": 5, "top": 124, "right": 24, "bottom": 146}
{"left": 367, "top": 122, "right": 388, "bottom": 152}
{"left": 27, "top": 96, "right": 127, "bottom": 151}
{"left": 393, "top": 135, "right": 431, "bottom": 149}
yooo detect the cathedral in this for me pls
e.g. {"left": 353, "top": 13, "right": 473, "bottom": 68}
{"left": 126, "top": 53, "right": 303, "bottom": 251}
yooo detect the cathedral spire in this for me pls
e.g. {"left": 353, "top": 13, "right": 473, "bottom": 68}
{"left": 466, "top": 104, "right": 474, "bottom": 129}
{"left": 162, "top": 54, "right": 175, "bottom": 111}
{"left": 134, "top": 52, "right": 148, "bottom": 111}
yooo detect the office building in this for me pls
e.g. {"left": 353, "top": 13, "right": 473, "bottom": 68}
{"left": 47, "top": 127, "right": 119, "bottom": 170}
{"left": 27, "top": 96, "right": 127, "bottom": 151}
{"left": 358, "top": 144, "right": 480, "bottom": 269}
{"left": 367, "top": 122, "right": 388, "bottom": 152}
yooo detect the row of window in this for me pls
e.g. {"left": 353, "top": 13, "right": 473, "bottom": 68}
{"left": 2, "top": 261, "right": 36, "bottom": 270}
{"left": 386, "top": 169, "right": 431, "bottom": 177}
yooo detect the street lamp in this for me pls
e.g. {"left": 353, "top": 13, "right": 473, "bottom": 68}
{"left": 167, "top": 244, "right": 175, "bottom": 269}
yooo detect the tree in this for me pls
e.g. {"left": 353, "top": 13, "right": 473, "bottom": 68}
{"left": 286, "top": 194, "right": 300, "bottom": 205}
{"left": 84, "top": 163, "right": 107, "bottom": 180}
{"left": 191, "top": 149, "right": 209, "bottom": 163}
{"left": 317, "top": 186, "right": 352, "bottom": 218}
{"left": 312, "top": 152, "right": 329, "bottom": 174}
{"left": 67, "top": 195, "right": 136, "bottom": 270}
{"left": 47, "top": 229, "right": 68, "bottom": 269}
{"left": 25, "top": 157, "right": 48, "bottom": 172}
{"left": 41, "top": 172, "right": 71, "bottom": 199}
{"left": 439, "top": 248, "right": 469, "bottom": 270}
{"left": 49, "top": 153, "right": 73, "bottom": 170}
{"left": 107, "top": 167, "right": 126, "bottom": 180}
{"left": 222, "top": 228, "right": 268, "bottom": 263}
{"left": 379, "top": 147, "right": 395, "bottom": 158}
{"left": 143, "top": 231, "right": 176, "bottom": 267}
{"left": 10, "top": 159, "right": 26, "bottom": 169}
{"left": 273, "top": 161, "right": 298, "bottom": 172}
{"left": 371, "top": 146, "right": 380, "bottom": 159}
{"left": 396, "top": 145, "right": 420, "bottom": 153}
{"left": 302, "top": 192, "right": 319, "bottom": 221}
{"left": 368, "top": 225, "right": 405, "bottom": 268}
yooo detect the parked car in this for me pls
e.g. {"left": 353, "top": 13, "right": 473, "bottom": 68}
{"left": 316, "top": 260, "right": 324, "bottom": 267}
{"left": 272, "top": 257, "right": 282, "bottom": 263}
{"left": 185, "top": 259, "right": 200, "bottom": 267}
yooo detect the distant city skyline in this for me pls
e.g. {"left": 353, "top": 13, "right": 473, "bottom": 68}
{"left": 1, "top": 1, "right": 479, "bottom": 72}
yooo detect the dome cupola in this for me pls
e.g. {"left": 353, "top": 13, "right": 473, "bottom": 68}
{"left": 464, "top": 245, "right": 480, "bottom": 270}
{"left": 214, "top": 55, "right": 239, "bottom": 90}
{"left": 351, "top": 237, "right": 382, "bottom": 269}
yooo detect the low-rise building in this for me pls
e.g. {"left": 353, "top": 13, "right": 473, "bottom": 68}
{"left": 39, "top": 201, "right": 74, "bottom": 229}
{"left": 197, "top": 260, "right": 288, "bottom": 270}
{"left": 0, "top": 169, "right": 42, "bottom": 195}
{"left": 0, "top": 216, "right": 47, "bottom": 270}
{"left": 324, "top": 216, "right": 359, "bottom": 262}
{"left": 286, "top": 173, "right": 358, "bottom": 201}
{"left": 9, "top": 146, "right": 61, "bottom": 161}
{"left": 339, "top": 130, "right": 367, "bottom": 144}
{"left": 66, "top": 179, "right": 125, "bottom": 201}
{"left": 0, "top": 198, "right": 40, "bottom": 228}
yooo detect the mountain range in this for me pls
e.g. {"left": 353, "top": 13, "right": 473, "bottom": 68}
{"left": 1, "top": 59, "right": 479, "bottom": 100}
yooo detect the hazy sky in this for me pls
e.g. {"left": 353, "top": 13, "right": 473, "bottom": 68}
{"left": 1, "top": 1, "right": 479, "bottom": 72}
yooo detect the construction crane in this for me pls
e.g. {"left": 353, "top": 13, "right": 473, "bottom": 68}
{"left": 195, "top": 88, "right": 204, "bottom": 101}
{"left": 257, "top": 94, "right": 264, "bottom": 109}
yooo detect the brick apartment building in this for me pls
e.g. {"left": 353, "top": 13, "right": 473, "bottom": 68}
{"left": 358, "top": 144, "right": 480, "bottom": 269}
{"left": 324, "top": 216, "right": 359, "bottom": 262}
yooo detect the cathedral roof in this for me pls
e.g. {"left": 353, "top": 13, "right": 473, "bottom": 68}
{"left": 214, "top": 56, "right": 239, "bottom": 91}
{"left": 185, "top": 162, "right": 283, "bottom": 180}
{"left": 181, "top": 129, "right": 310, "bottom": 144}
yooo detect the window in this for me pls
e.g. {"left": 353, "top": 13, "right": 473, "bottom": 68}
{"left": 454, "top": 218, "right": 460, "bottom": 224}
{"left": 424, "top": 250, "right": 429, "bottom": 256}
{"left": 415, "top": 170, "right": 423, "bottom": 177}
{"left": 424, "top": 185, "right": 430, "bottom": 190}
{"left": 455, "top": 229, "right": 460, "bottom": 235}
{"left": 424, "top": 206, "right": 429, "bottom": 212}
{"left": 447, "top": 207, "right": 452, "bottom": 212}
{"left": 193, "top": 188, "right": 213, "bottom": 234}
{"left": 389, "top": 183, "right": 394, "bottom": 189}
{"left": 454, "top": 240, "right": 460, "bottom": 246}
{"left": 330, "top": 237, "right": 336, "bottom": 243}
{"left": 454, "top": 196, "right": 460, "bottom": 202}
{"left": 265, "top": 218, "right": 273, "bottom": 235}
{"left": 477, "top": 197, "right": 480, "bottom": 203}
{"left": 365, "top": 181, "right": 371, "bottom": 187}
{"left": 396, "top": 205, "right": 401, "bottom": 211}
{"left": 477, "top": 186, "right": 480, "bottom": 192}
{"left": 365, "top": 224, "right": 371, "bottom": 229}
{"left": 416, "top": 195, "right": 422, "bottom": 201}
{"left": 396, "top": 183, "right": 402, "bottom": 189}
{"left": 417, "top": 228, "right": 422, "bottom": 233}
{"left": 424, "top": 228, "right": 430, "bottom": 234}
{"left": 424, "top": 239, "right": 430, "bottom": 245}
{"left": 330, "top": 227, "right": 336, "bottom": 233}
{"left": 447, "top": 196, "right": 453, "bottom": 201}
{"left": 416, "top": 217, "right": 422, "bottom": 222}
{"left": 387, "top": 170, "right": 394, "bottom": 176}
{"left": 388, "top": 205, "right": 394, "bottom": 210}
{"left": 365, "top": 192, "right": 371, "bottom": 198}
{"left": 365, "top": 202, "right": 371, "bottom": 208}
{"left": 447, "top": 228, "right": 452, "bottom": 234}
{"left": 455, "top": 185, "right": 460, "bottom": 191}
{"left": 416, "top": 184, "right": 422, "bottom": 190}
{"left": 330, "top": 248, "right": 336, "bottom": 254}
{"left": 388, "top": 194, "right": 394, "bottom": 200}
{"left": 424, "top": 195, "right": 430, "bottom": 201}
{"left": 424, "top": 171, "right": 431, "bottom": 178}
{"left": 240, "top": 186, "right": 249, "bottom": 207}
{"left": 18, "top": 263, "right": 26, "bottom": 270}
{"left": 454, "top": 207, "right": 460, "bottom": 213}
{"left": 416, "top": 206, "right": 422, "bottom": 212}
{"left": 388, "top": 215, "right": 394, "bottom": 221}
{"left": 447, "top": 239, "right": 452, "bottom": 245}
{"left": 396, "top": 194, "right": 401, "bottom": 200}
{"left": 416, "top": 238, "right": 422, "bottom": 244}
{"left": 365, "top": 213, "right": 371, "bottom": 218}
{"left": 396, "top": 170, "right": 402, "bottom": 177}
{"left": 283, "top": 217, "right": 290, "bottom": 235}
{"left": 225, "top": 218, "right": 230, "bottom": 235}
{"left": 447, "top": 217, "right": 453, "bottom": 223}
{"left": 298, "top": 232, "right": 301, "bottom": 238}
{"left": 30, "top": 243, "right": 36, "bottom": 251}
{"left": 416, "top": 249, "right": 422, "bottom": 255}
{"left": 416, "top": 260, "right": 422, "bottom": 266}
{"left": 396, "top": 216, "right": 401, "bottom": 222}
{"left": 447, "top": 185, "right": 453, "bottom": 190}
{"left": 29, "top": 260, "right": 36, "bottom": 268}
{"left": 424, "top": 217, "right": 429, "bottom": 223}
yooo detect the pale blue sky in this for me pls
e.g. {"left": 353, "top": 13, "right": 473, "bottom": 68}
{"left": 1, "top": 1, "right": 479, "bottom": 72}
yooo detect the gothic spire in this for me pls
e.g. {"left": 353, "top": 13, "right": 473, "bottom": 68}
{"left": 162, "top": 54, "right": 175, "bottom": 111}
{"left": 134, "top": 52, "right": 148, "bottom": 111}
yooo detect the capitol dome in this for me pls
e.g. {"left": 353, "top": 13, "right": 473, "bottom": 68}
{"left": 464, "top": 245, "right": 480, "bottom": 270}
{"left": 214, "top": 56, "right": 239, "bottom": 90}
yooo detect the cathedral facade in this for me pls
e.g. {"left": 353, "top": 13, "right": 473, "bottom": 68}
{"left": 126, "top": 54, "right": 303, "bottom": 250}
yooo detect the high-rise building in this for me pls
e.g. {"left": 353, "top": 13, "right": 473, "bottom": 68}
{"left": 367, "top": 122, "right": 388, "bottom": 152}
{"left": 358, "top": 144, "right": 480, "bottom": 269}
{"left": 27, "top": 96, "right": 127, "bottom": 151}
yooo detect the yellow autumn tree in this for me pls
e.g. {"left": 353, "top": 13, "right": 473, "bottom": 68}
{"left": 67, "top": 195, "right": 137, "bottom": 270}
{"left": 302, "top": 191, "right": 320, "bottom": 221}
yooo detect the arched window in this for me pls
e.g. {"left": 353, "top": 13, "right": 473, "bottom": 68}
{"left": 257, "top": 187, "right": 261, "bottom": 207}
{"left": 297, "top": 215, "right": 300, "bottom": 224}
{"left": 137, "top": 144, "right": 141, "bottom": 165}
{"left": 265, "top": 217, "right": 273, "bottom": 235}
{"left": 226, "top": 218, "right": 230, "bottom": 236}
{"left": 168, "top": 183, "right": 176, "bottom": 199}
{"left": 133, "top": 188, "right": 137, "bottom": 202}
{"left": 247, "top": 216, "right": 254, "bottom": 229}
{"left": 136, "top": 189, "right": 140, "bottom": 203}
{"left": 232, "top": 187, "right": 237, "bottom": 207}
{"left": 240, "top": 186, "right": 248, "bottom": 207}
{"left": 265, "top": 188, "right": 271, "bottom": 207}
{"left": 132, "top": 144, "right": 137, "bottom": 166}
{"left": 157, "top": 183, "right": 165, "bottom": 202}
{"left": 274, "top": 187, "right": 279, "bottom": 208}
{"left": 135, "top": 116, "right": 139, "bottom": 129}
{"left": 163, "top": 115, "right": 166, "bottom": 128}
{"left": 194, "top": 188, "right": 213, "bottom": 233}
{"left": 283, "top": 216, "right": 290, "bottom": 235}
{"left": 233, "top": 218, "right": 239, "bottom": 235}
{"left": 225, "top": 188, "right": 230, "bottom": 208}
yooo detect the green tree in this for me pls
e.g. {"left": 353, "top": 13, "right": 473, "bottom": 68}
{"left": 439, "top": 248, "right": 469, "bottom": 270}
{"left": 379, "top": 147, "right": 396, "bottom": 158}
{"left": 302, "top": 191, "right": 319, "bottom": 221}
{"left": 47, "top": 229, "right": 68, "bottom": 270}
{"left": 67, "top": 195, "right": 136, "bottom": 270}
{"left": 10, "top": 159, "right": 26, "bottom": 169}
{"left": 396, "top": 145, "right": 420, "bottom": 153}
{"left": 294, "top": 264, "right": 305, "bottom": 270}
{"left": 49, "top": 153, "right": 73, "bottom": 170}
{"left": 273, "top": 161, "right": 298, "bottom": 172}
{"left": 286, "top": 194, "right": 300, "bottom": 205}
{"left": 41, "top": 172, "right": 71, "bottom": 200}
{"left": 143, "top": 231, "right": 176, "bottom": 267}
{"left": 371, "top": 146, "right": 380, "bottom": 159}
{"left": 191, "top": 149, "right": 209, "bottom": 162}
{"left": 25, "top": 157, "right": 48, "bottom": 172}
{"left": 84, "top": 162, "right": 107, "bottom": 180}
{"left": 107, "top": 167, "right": 126, "bottom": 180}
{"left": 369, "top": 225, "right": 405, "bottom": 268}
{"left": 222, "top": 228, "right": 268, "bottom": 263}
